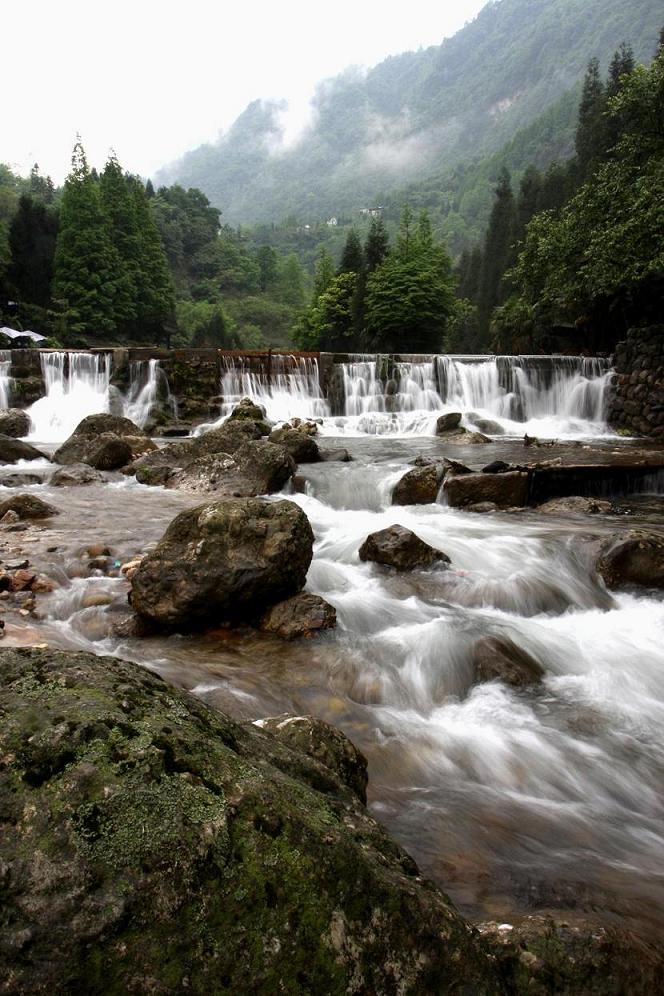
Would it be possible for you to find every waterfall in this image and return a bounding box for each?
[27,352,113,443]
[123,359,178,428]
[0,351,12,409]
[219,354,329,423]
[335,355,613,437]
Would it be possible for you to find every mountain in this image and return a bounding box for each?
[156,0,662,228]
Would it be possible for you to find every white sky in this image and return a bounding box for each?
[4,0,487,183]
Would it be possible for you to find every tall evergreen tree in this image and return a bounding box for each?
[256,244,278,291]
[575,58,606,180]
[364,216,389,272]
[338,229,364,275]
[52,142,121,337]
[516,165,543,238]
[131,177,175,341]
[100,155,141,333]
[7,195,58,308]
[456,246,483,304]
[477,168,517,335]
[312,247,335,300]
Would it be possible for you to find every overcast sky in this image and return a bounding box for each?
[4,0,487,183]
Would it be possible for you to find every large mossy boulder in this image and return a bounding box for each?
[0,408,31,438]
[0,493,58,520]
[0,647,500,995]
[53,414,156,468]
[130,498,314,629]
[268,426,320,464]
[128,420,295,497]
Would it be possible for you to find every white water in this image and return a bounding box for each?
[219,354,329,423]
[25,352,174,443]
[0,350,12,409]
[330,355,614,438]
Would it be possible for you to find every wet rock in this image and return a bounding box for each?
[471,417,504,435]
[467,502,499,513]
[0,510,19,526]
[0,408,31,437]
[155,422,192,437]
[359,525,451,571]
[479,915,664,995]
[120,557,144,580]
[436,412,462,433]
[444,470,530,509]
[0,493,58,520]
[53,414,156,467]
[392,464,444,505]
[256,714,368,803]
[31,575,58,593]
[0,472,44,487]
[471,635,545,687]
[482,460,512,474]
[269,426,320,463]
[443,457,473,476]
[260,592,337,640]
[596,530,664,589]
[50,463,104,486]
[0,647,498,994]
[453,430,492,444]
[10,569,36,592]
[130,498,314,629]
[319,447,352,462]
[227,396,269,424]
[536,496,613,515]
[0,435,47,464]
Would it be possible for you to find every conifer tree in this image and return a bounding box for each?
[131,177,175,341]
[52,142,121,337]
[312,247,335,300]
[338,229,364,275]
[100,155,140,333]
[364,216,389,272]
[575,58,606,180]
[8,195,58,308]
[477,168,517,335]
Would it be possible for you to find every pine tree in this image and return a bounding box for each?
[364,216,389,272]
[131,178,175,341]
[338,229,364,275]
[605,44,636,152]
[256,244,278,291]
[575,58,606,180]
[516,165,543,238]
[52,142,122,337]
[456,246,483,304]
[312,247,335,300]
[8,195,58,308]
[100,155,141,334]
[477,168,517,336]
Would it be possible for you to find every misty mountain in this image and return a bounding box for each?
[156,0,662,227]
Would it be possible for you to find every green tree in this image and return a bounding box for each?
[338,228,364,275]
[52,142,121,337]
[364,216,389,272]
[100,155,141,332]
[477,168,517,336]
[256,244,278,291]
[7,195,58,308]
[131,177,175,341]
[575,58,606,180]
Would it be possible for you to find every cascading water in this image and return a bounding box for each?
[27,352,113,443]
[217,354,329,423]
[0,350,13,409]
[123,359,178,428]
[333,354,613,438]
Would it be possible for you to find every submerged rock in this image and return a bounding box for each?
[50,463,104,486]
[130,498,314,629]
[596,530,664,589]
[471,635,545,688]
[536,496,613,515]
[0,434,47,464]
[392,464,444,505]
[53,414,156,468]
[359,524,451,571]
[0,408,31,437]
[319,447,352,462]
[444,470,530,509]
[256,714,368,803]
[0,493,58,520]
[0,647,499,994]
[260,592,336,639]
[470,416,504,435]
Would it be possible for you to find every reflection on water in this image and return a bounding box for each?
[4,437,664,938]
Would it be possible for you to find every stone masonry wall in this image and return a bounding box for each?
[609,326,664,438]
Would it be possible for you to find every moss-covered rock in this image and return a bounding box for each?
[0,647,500,994]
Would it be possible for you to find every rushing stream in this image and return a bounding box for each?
[2,425,664,938]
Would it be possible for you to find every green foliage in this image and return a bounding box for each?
[338,229,364,275]
[7,195,58,308]
[175,300,237,348]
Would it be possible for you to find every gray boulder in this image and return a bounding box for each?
[260,592,337,639]
[359,525,451,571]
[444,470,530,509]
[392,464,444,505]
[0,493,59,520]
[130,498,314,629]
[269,426,320,463]
[537,496,613,515]
[0,408,31,437]
[50,463,104,486]
[53,414,156,467]
[596,530,664,589]
[0,435,47,464]
[436,412,462,433]
[471,635,545,688]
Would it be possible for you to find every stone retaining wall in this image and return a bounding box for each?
[609,326,664,438]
